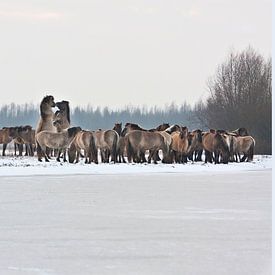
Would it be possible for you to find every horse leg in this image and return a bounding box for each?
[2,143,7,156]
[41,146,49,162]
[204,150,210,163]
[240,154,247,162]
[63,149,67,162]
[214,151,219,164]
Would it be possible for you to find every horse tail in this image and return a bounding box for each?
[90,134,98,164]
[111,132,118,163]
[125,135,133,163]
[248,137,255,161]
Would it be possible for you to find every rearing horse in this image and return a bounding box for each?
[35,95,56,161]
[53,100,71,132]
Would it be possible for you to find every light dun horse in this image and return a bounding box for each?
[125,130,170,164]
[202,131,230,164]
[35,95,56,160]
[36,127,82,162]
[68,130,98,164]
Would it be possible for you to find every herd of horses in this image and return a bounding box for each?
[0,95,256,165]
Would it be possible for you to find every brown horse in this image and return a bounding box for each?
[68,130,98,164]
[235,136,255,162]
[35,95,56,160]
[112,123,126,163]
[93,129,119,163]
[0,127,15,156]
[53,100,71,132]
[148,123,170,132]
[125,130,170,164]
[36,126,81,162]
[171,127,190,163]
[164,124,181,134]
[187,129,203,161]
[113,123,122,136]
[121,123,148,137]
[202,132,230,164]
[232,127,249,137]
[14,125,35,156]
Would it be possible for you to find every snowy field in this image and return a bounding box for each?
[0,155,272,275]
[0,154,272,176]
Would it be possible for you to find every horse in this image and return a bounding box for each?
[53,100,71,132]
[148,123,170,132]
[121,123,148,137]
[202,131,230,164]
[171,127,191,163]
[68,130,98,164]
[93,129,119,163]
[113,123,122,136]
[157,131,173,163]
[125,130,170,164]
[231,127,249,137]
[165,124,181,134]
[36,126,82,162]
[235,136,255,162]
[0,127,15,156]
[187,129,203,161]
[112,123,127,163]
[35,95,56,160]
[14,125,35,156]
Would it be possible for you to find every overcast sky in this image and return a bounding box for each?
[0,0,271,109]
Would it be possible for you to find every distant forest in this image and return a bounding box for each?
[0,47,271,154]
[0,102,201,131]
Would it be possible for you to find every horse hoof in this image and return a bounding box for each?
[38,159,42,162]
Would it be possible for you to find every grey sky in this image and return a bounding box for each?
[0,0,271,109]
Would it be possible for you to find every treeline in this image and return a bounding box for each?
[0,102,201,131]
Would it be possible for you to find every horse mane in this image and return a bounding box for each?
[63,101,70,124]
[165,124,180,134]
[68,127,81,138]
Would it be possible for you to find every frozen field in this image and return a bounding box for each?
[0,156,272,275]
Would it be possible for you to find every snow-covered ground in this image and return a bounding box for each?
[0,155,271,274]
[0,154,272,176]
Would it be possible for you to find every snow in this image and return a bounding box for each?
[0,155,271,274]
[0,154,272,177]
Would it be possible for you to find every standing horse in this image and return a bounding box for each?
[202,132,230,164]
[171,127,190,163]
[35,95,56,160]
[68,130,98,164]
[36,127,82,162]
[187,129,203,161]
[113,123,126,163]
[125,130,170,164]
[14,125,35,156]
[93,129,119,163]
[235,136,255,162]
[0,127,14,156]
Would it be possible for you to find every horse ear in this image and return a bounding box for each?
[210,129,216,134]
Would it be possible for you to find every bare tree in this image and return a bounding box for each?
[196,47,271,154]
